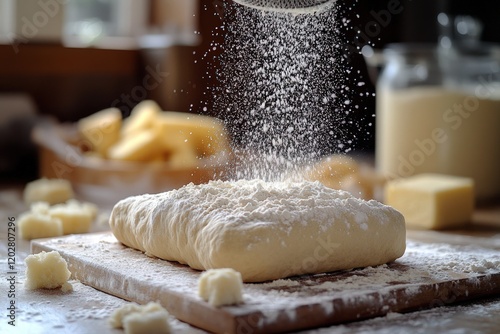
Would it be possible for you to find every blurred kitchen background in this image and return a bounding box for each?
[0,0,499,182]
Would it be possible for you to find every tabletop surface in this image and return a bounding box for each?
[1,185,499,334]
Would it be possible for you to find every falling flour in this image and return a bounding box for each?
[204,1,368,181]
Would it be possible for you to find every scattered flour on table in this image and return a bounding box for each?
[300,298,500,334]
[37,233,500,330]
[242,240,499,322]
[16,253,204,333]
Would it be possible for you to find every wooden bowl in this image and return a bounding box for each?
[32,120,230,207]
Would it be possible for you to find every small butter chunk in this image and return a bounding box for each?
[109,302,170,334]
[49,200,94,234]
[78,107,122,156]
[24,178,74,205]
[198,268,244,307]
[19,202,63,240]
[385,174,474,230]
[25,251,71,290]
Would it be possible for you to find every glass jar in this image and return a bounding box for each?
[373,43,500,200]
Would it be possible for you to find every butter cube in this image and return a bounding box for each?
[385,174,474,230]
[78,108,122,156]
[49,200,94,234]
[25,251,71,290]
[109,302,171,334]
[198,268,244,307]
[123,309,171,334]
[19,203,63,240]
[24,178,74,205]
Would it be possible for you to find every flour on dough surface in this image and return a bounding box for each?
[109,180,406,282]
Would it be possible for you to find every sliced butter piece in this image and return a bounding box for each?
[198,268,244,307]
[385,174,474,230]
[25,251,72,290]
[155,112,230,157]
[24,178,74,205]
[122,100,162,138]
[77,108,122,156]
[108,130,161,162]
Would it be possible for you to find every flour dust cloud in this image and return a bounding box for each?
[205,1,366,181]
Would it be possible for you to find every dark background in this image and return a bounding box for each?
[1,0,498,180]
[202,0,500,154]
[335,0,499,153]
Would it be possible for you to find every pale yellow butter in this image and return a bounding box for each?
[108,130,161,162]
[19,203,63,240]
[23,178,74,205]
[385,174,474,230]
[121,100,161,138]
[25,251,72,290]
[109,302,171,334]
[77,107,122,157]
[198,268,244,307]
[49,200,94,234]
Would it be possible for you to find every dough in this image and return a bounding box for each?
[198,268,244,306]
[109,180,406,282]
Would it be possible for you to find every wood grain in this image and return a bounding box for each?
[32,232,500,334]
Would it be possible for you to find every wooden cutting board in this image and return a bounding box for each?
[32,233,500,334]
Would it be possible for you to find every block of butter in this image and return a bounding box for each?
[385,174,474,230]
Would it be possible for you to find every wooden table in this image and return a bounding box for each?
[1,185,499,334]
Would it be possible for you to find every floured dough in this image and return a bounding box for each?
[109,180,406,282]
